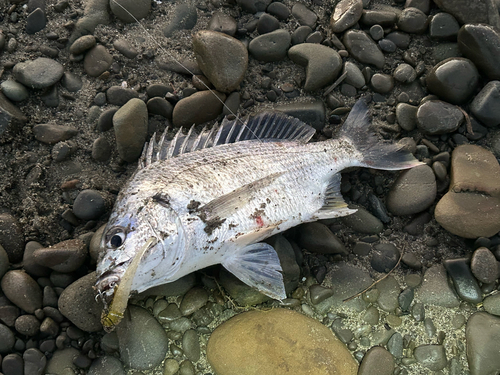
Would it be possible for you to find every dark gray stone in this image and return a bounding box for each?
[343,30,385,68]
[466,312,500,375]
[416,100,464,135]
[414,345,447,370]
[444,258,482,304]
[470,80,500,127]
[248,29,291,62]
[72,190,105,220]
[13,58,63,89]
[162,3,197,37]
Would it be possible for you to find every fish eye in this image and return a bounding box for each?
[106,227,127,249]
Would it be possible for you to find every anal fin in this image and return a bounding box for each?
[222,243,286,301]
[315,173,357,220]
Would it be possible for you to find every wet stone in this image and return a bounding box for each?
[416,264,460,307]
[458,23,500,80]
[414,345,447,371]
[371,243,400,273]
[248,29,291,62]
[69,35,96,55]
[429,12,459,40]
[113,39,138,59]
[1,80,29,102]
[288,44,342,91]
[0,213,25,263]
[106,86,139,106]
[207,12,237,36]
[1,271,42,314]
[172,91,226,128]
[416,100,463,135]
[113,98,148,162]
[72,190,105,220]
[397,7,428,34]
[471,247,499,284]
[297,222,347,255]
[343,30,385,69]
[180,287,209,316]
[358,346,394,375]
[330,0,364,33]
[13,58,63,89]
[426,57,479,104]
[83,45,112,77]
[291,3,317,28]
[444,258,482,304]
[470,80,500,127]
[193,30,248,93]
[370,73,394,94]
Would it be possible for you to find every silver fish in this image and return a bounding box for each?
[95,99,421,330]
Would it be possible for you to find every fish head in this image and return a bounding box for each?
[95,193,186,310]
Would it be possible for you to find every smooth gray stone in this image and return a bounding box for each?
[162,3,197,37]
[416,100,464,135]
[429,12,459,40]
[291,3,317,28]
[207,11,237,36]
[1,271,42,314]
[273,100,325,130]
[396,102,417,131]
[343,30,385,68]
[110,0,151,23]
[444,258,482,304]
[416,264,460,307]
[26,7,46,34]
[414,345,447,370]
[397,7,428,34]
[248,29,291,62]
[470,80,500,127]
[340,205,383,234]
[358,346,395,375]
[466,312,500,375]
[88,356,125,375]
[13,58,63,89]
[330,0,364,33]
[113,98,148,162]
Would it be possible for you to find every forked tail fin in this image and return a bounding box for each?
[340,99,423,170]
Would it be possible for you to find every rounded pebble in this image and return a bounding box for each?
[72,190,105,220]
[0,323,15,354]
[83,45,113,77]
[13,58,64,89]
[416,100,464,135]
[1,80,29,102]
[330,0,364,33]
[470,80,500,127]
[110,0,151,23]
[248,29,291,62]
[343,30,385,69]
[172,91,226,128]
[297,222,347,255]
[113,98,148,162]
[207,12,237,36]
[1,270,42,314]
[0,213,24,263]
[397,7,428,34]
[69,35,96,55]
[414,344,447,371]
[14,314,40,336]
[371,243,400,273]
[88,356,125,375]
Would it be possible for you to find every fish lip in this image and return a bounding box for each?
[95,262,128,302]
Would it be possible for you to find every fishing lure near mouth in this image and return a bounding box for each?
[95,99,422,327]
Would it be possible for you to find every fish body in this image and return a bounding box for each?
[96,99,421,328]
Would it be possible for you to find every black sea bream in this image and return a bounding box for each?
[95,99,421,330]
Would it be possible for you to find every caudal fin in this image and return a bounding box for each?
[340,99,423,171]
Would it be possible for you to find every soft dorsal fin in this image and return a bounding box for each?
[138,111,316,168]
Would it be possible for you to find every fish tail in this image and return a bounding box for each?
[340,99,422,170]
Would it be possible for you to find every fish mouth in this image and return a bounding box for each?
[95,263,128,303]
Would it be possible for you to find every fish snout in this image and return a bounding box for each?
[96,273,121,297]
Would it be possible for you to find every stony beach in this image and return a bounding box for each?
[1,0,500,374]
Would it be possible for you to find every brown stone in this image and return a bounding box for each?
[207,308,358,375]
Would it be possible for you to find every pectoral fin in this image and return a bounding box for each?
[222,243,286,301]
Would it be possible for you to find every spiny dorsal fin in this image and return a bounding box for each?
[138,111,316,168]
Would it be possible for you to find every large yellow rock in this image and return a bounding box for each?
[207,308,358,375]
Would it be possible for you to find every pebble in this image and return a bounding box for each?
[61,72,83,92]
[45,347,79,375]
[110,0,151,23]
[72,189,106,220]
[0,213,24,263]
[0,90,28,136]
[113,39,138,59]
[113,98,148,162]
[248,29,291,62]
[13,57,64,89]
[416,100,464,135]
[443,258,482,304]
[1,80,29,102]
[358,346,394,375]
[415,264,460,307]
[0,323,15,353]
[257,13,279,34]
[371,243,400,273]
[182,329,200,362]
[164,358,180,375]
[288,44,342,91]
[83,45,113,77]
[340,205,383,234]
[370,73,394,94]
[470,80,500,127]
[1,270,42,314]
[97,108,117,132]
[395,102,417,131]
[139,273,196,298]
[361,10,398,27]
[162,3,197,38]
[15,314,40,336]
[434,0,492,25]
[26,8,46,34]
[297,222,347,255]
[309,285,334,305]
[207,308,357,375]
[397,7,428,34]
[386,165,436,216]
[273,100,325,130]
[88,356,125,375]
[291,3,317,28]
[483,293,500,316]
[69,35,96,55]
[426,57,479,104]
[193,30,248,93]
[414,344,447,370]
[92,137,112,161]
[2,353,24,375]
[267,2,290,21]
[343,30,385,69]
[429,12,459,40]
[393,63,417,83]
[471,247,499,284]
[458,23,500,80]
[386,31,411,49]
[343,61,365,89]
[378,38,396,53]
[330,0,364,33]
[369,25,384,41]
[435,145,500,238]
[466,312,500,374]
[33,239,87,272]
[58,272,102,332]
[116,305,168,370]
[179,287,209,316]
[207,12,237,36]
[33,123,78,145]
[291,25,312,45]
[106,86,139,106]
[172,90,225,128]
[376,276,400,312]
[24,348,47,375]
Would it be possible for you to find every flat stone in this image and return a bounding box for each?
[172,90,226,128]
[113,38,138,59]
[113,98,148,162]
[83,45,112,77]
[470,80,500,127]
[433,0,498,25]
[193,30,247,93]
[288,44,342,91]
[483,294,500,316]
[458,24,500,80]
[1,270,42,313]
[69,35,96,55]
[343,61,365,88]
[397,7,428,34]
[26,8,46,34]
[371,243,400,273]
[330,0,364,33]
[1,80,29,102]
[58,272,102,332]
[0,92,28,137]
[471,247,499,284]
[443,258,482,304]
[426,57,479,104]
[466,312,500,375]
[273,100,325,130]
[370,73,394,94]
[13,57,64,89]
[435,145,500,238]
[110,0,151,23]
[386,165,436,216]
[429,12,459,40]
[297,222,347,255]
[45,348,79,375]
[162,3,197,37]
[207,309,358,375]
[207,11,237,36]
[416,100,464,135]
[396,102,417,131]
[248,29,291,62]
[291,3,317,28]
[415,264,460,307]
[340,205,383,234]
[361,9,398,27]
[414,345,447,371]
[33,239,87,273]
[358,346,394,375]
[343,30,385,69]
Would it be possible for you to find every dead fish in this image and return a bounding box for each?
[96,99,421,330]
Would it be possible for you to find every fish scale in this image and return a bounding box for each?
[96,100,422,331]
